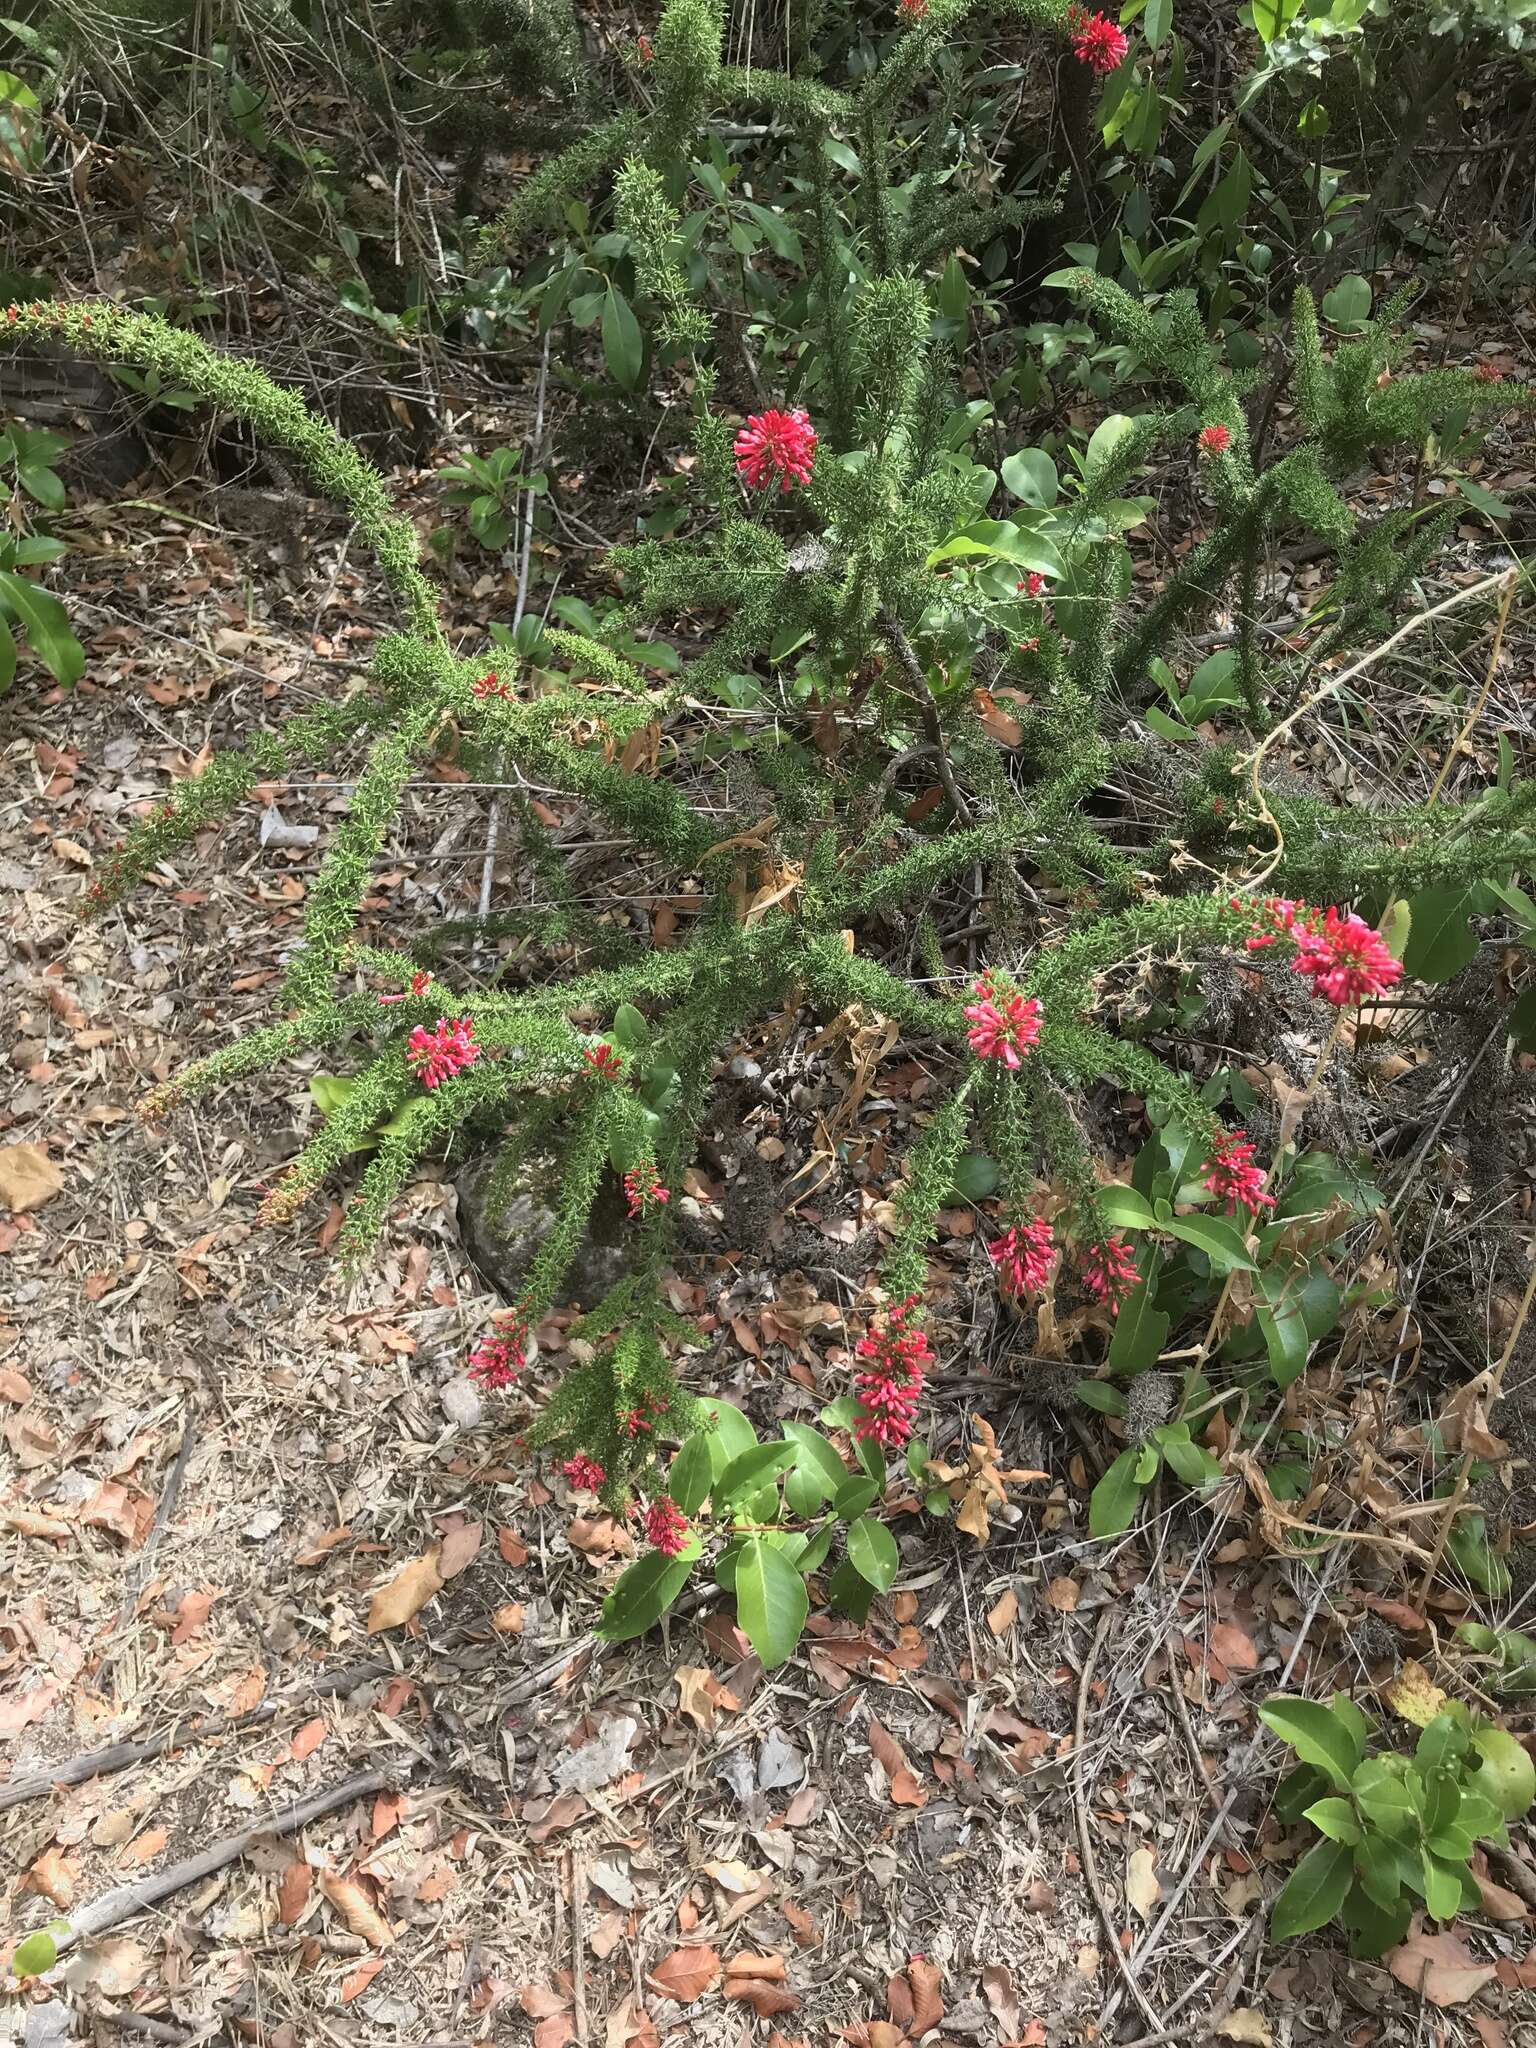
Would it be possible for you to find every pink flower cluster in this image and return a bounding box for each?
[988,1216,1056,1297]
[1203,1130,1274,1218]
[468,1317,526,1389]
[472,671,513,699]
[1068,6,1129,71]
[1198,423,1231,456]
[644,1494,691,1557]
[734,407,817,493]
[853,1295,932,1452]
[583,1043,624,1080]
[898,0,928,17]
[964,974,1043,1068]
[408,1016,479,1088]
[1245,899,1402,1007]
[1080,1234,1139,1314]
[563,1454,606,1492]
[623,1162,670,1217]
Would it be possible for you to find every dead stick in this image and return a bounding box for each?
[569,1847,590,2047]
[61,1770,390,1949]
[0,1658,390,1814]
[878,607,975,830]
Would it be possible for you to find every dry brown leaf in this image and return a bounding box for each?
[290,1718,327,1762]
[981,1962,1020,2040]
[367,1550,443,1633]
[28,1845,78,1908]
[986,1589,1018,1636]
[0,1143,64,1213]
[520,1983,572,2019]
[1470,2015,1509,2048]
[5,1510,70,1543]
[782,1899,819,1947]
[437,1518,482,1580]
[647,1945,721,2003]
[675,1665,717,1732]
[1387,1930,1496,2007]
[725,1980,799,2017]
[371,1790,405,1839]
[492,1601,525,1634]
[277,1860,312,1925]
[868,1717,927,1809]
[725,1952,788,1982]
[534,2016,576,2048]
[169,1587,216,1644]
[1208,1623,1258,1673]
[122,1826,167,1867]
[703,1859,761,1894]
[0,1368,33,1402]
[1215,2014,1272,2045]
[319,1869,393,1947]
[1125,1845,1160,1922]
[845,2025,905,2048]
[340,1957,387,2004]
[1045,1576,1079,1612]
[1472,1866,1529,1921]
[497,1526,529,1566]
[907,1956,943,2033]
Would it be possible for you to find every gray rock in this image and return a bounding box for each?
[453,1149,630,1308]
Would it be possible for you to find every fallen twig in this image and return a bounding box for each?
[60,1770,390,1950]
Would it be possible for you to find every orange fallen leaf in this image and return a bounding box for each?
[725,1980,799,2017]
[724,1952,788,1982]
[122,1827,168,1867]
[1045,1576,1080,1612]
[367,1550,443,1633]
[169,1587,217,1645]
[987,1589,1019,1635]
[907,1957,943,2033]
[277,1860,312,1925]
[1208,1622,1258,1674]
[28,1844,78,1908]
[867,1717,926,1808]
[290,1717,328,1762]
[646,1945,721,2004]
[341,1956,388,2003]
[371,1790,405,1839]
[0,1143,64,1213]
[319,1870,393,1947]
[492,1602,525,1634]
[497,1527,529,1566]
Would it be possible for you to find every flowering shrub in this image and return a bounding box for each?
[9,0,1533,1581]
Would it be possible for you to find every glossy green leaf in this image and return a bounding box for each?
[704,1399,758,1478]
[12,1928,59,1978]
[1097,1184,1157,1229]
[1164,1213,1257,1271]
[1271,1836,1352,1939]
[715,1441,797,1508]
[669,1433,713,1516]
[0,570,84,686]
[1089,1449,1147,1538]
[1000,448,1058,506]
[1303,1796,1362,1844]
[736,1535,809,1669]
[601,285,644,390]
[1401,887,1479,984]
[598,1549,694,1641]
[846,1514,899,1592]
[1259,1696,1362,1790]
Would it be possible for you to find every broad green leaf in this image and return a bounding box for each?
[1097,1184,1156,1229]
[12,1928,58,1978]
[1164,1213,1257,1271]
[0,570,84,686]
[846,1514,899,1592]
[1089,1448,1146,1538]
[1271,1836,1352,1939]
[736,1535,808,1669]
[949,1152,1000,1201]
[1076,1378,1128,1416]
[1275,1762,1331,1822]
[926,519,1065,579]
[1000,448,1058,506]
[1320,273,1371,329]
[611,1002,651,1049]
[1351,1758,1418,1837]
[17,460,65,511]
[826,1555,875,1622]
[1083,413,1137,480]
[1106,1272,1169,1378]
[1421,1851,1462,1921]
[1401,886,1479,984]
[1259,1696,1362,1790]
[1161,1435,1221,1490]
[598,1549,693,1642]
[0,612,15,692]
[704,1399,758,1479]
[601,285,644,390]
[1257,1302,1309,1389]
[715,1441,797,1508]
[1144,0,1171,49]
[669,1433,713,1516]
[784,1421,850,1491]
[1342,1881,1410,1959]
[309,1074,356,1115]
[833,1475,880,1521]
[1302,1796,1362,1844]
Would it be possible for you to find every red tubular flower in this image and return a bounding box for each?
[1202,1131,1275,1219]
[468,1319,526,1388]
[623,1162,670,1217]
[1243,897,1307,952]
[964,974,1043,1069]
[636,31,654,60]
[379,969,431,1006]
[733,407,817,492]
[563,1454,606,1491]
[644,1494,691,1557]
[1068,7,1129,72]
[618,1405,652,1438]
[408,1015,480,1089]
[1473,361,1501,383]
[583,1043,624,1080]
[1290,909,1403,1007]
[1198,423,1232,456]
[989,1216,1057,1297]
[472,671,513,699]
[853,1296,931,1451]
[1080,1234,1139,1314]
[898,0,928,18]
